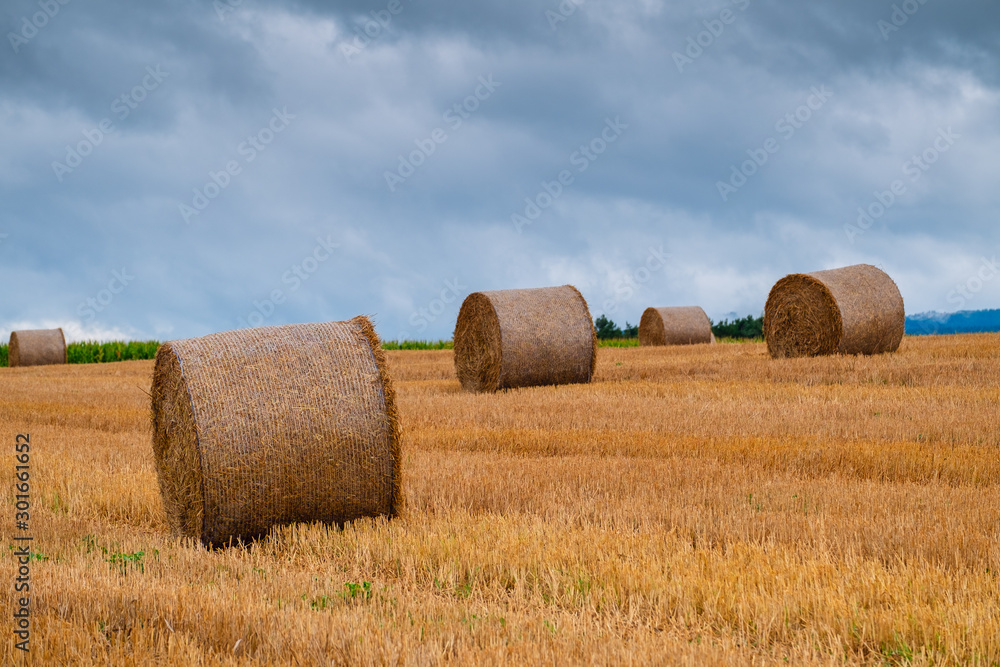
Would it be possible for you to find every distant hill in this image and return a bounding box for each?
[906,309,1000,335]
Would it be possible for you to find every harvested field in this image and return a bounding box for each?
[1,333,998,665]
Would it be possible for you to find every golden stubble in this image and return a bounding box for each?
[1,334,998,665]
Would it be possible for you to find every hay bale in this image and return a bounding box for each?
[764,264,904,358]
[639,306,713,346]
[150,317,401,548]
[8,328,67,367]
[453,285,596,392]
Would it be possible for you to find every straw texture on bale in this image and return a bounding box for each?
[639,306,713,346]
[764,264,905,358]
[453,285,596,393]
[9,328,67,367]
[150,317,401,548]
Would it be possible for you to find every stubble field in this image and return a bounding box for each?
[1,334,998,665]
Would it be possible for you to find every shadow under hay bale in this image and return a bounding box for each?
[453,285,596,393]
[9,328,67,367]
[639,306,713,346]
[150,317,401,548]
[764,263,905,359]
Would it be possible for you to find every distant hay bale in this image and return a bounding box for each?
[150,317,401,548]
[453,285,596,392]
[764,264,905,358]
[639,307,713,346]
[8,328,67,367]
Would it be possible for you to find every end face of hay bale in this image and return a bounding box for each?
[453,292,503,392]
[764,264,904,358]
[8,328,67,367]
[453,285,596,392]
[150,342,205,540]
[763,274,842,358]
[639,307,712,346]
[150,317,401,548]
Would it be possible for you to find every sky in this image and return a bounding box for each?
[1,0,998,342]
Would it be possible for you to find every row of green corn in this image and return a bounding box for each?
[0,340,161,367]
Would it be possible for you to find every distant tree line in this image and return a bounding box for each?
[595,315,638,340]
[382,340,453,350]
[710,314,763,339]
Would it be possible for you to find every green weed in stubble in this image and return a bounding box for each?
[83,535,153,576]
[342,581,373,601]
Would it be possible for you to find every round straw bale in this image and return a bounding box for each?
[639,306,713,346]
[764,264,904,358]
[8,328,67,367]
[453,285,596,393]
[150,317,401,548]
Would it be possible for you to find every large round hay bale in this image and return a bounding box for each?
[453,285,596,393]
[764,264,905,358]
[150,317,401,548]
[639,306,713,346]
[9,328,67,367]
